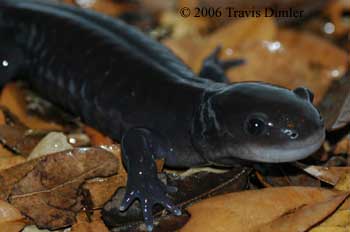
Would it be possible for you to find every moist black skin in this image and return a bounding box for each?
[0,1,325,231]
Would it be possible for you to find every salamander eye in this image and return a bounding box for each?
[244,117,266,136]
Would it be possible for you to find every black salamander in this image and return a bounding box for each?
[0,0,325,230]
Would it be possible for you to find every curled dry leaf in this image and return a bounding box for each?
[0,147,119,230]
[0,83,63,131]
[181,187,349,232]
[304,166,350,185]
[0,199,28,231]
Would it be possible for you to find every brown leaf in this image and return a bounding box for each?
[255,164,321,187]
[333,134,350,154]
[0,83,63,131]
[0,148,119,229]
[0,125,46,156]
[318,71,350,131]
[64,0,136,17]
[0,200,28,232]
[164,17,276,72]
[254,192,349,232]
[71,211,109,232]
[304,166,350,185]
[181,187,348,232]
[0,155,26,171]
[84,175,125,209]
[226,29,347,104]
[84,126,114,146]
[83,144,126,209]
[311,192,350,231]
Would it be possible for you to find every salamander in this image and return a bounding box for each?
[0,0,325,230]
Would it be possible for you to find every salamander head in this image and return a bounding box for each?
[193,82,325,164]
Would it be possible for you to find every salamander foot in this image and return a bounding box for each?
[199,45,245,83]
[119,128,181,231]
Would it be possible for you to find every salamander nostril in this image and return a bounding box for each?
[290,132,298,139]
[281,128,299,139]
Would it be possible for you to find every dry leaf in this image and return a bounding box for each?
[311,171,350,231]
[194,17,277,72]
[181,187,348,232]
[22,225,50,232]
[164,17,277,73]
[84,175,125,209]
[28,132,73,160]
[0,200,28,232]
[71,211,109,232]
[84,144,126,208]
[227,29,347,104]
[64,0,136,16]
[0,125,44,156]
[0,148,119,229]
[0,83,62,130]
[318,71,350,130]
[333,135,350,154]
[311,196,350,232]
[335,174,350,191]
[0,155,26,171]
[304,166,350,185]
[254,193,349,232]
[84,126,114,146]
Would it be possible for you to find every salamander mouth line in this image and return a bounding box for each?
[248,129,326,163]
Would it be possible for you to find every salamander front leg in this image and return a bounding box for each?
[119,128,181,231]
[199,45,245,83]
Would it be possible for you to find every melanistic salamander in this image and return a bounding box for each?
[0,0,325,230]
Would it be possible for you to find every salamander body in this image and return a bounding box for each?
[0,0,325,230]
